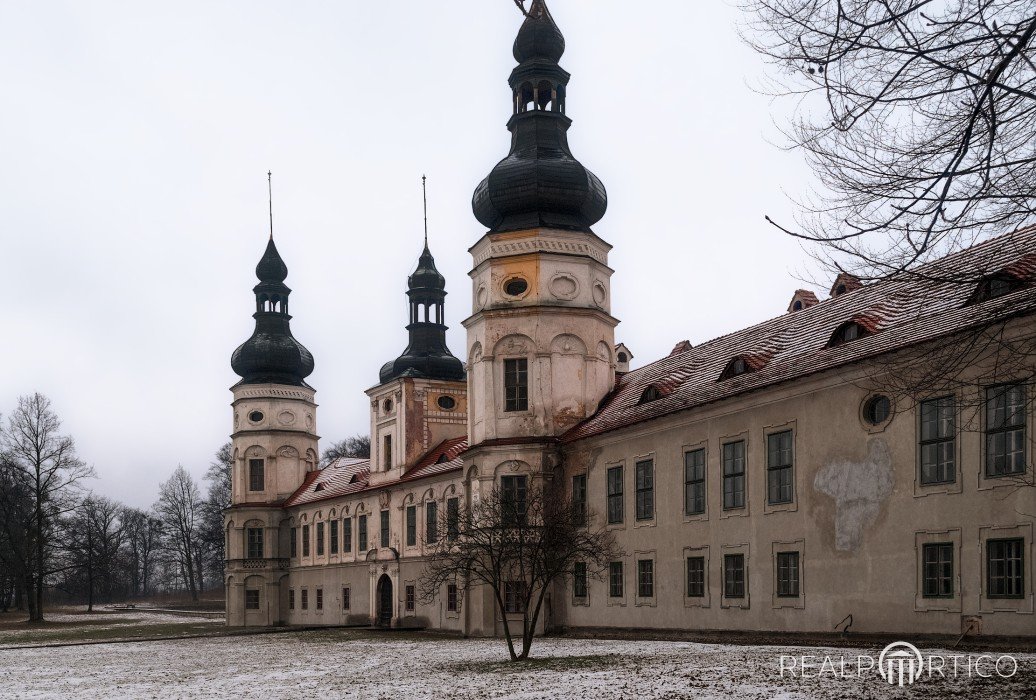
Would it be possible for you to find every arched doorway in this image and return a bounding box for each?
[376,574,393,627]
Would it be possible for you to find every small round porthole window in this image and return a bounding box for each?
[248,410,265,423]
[863,395,892,425]
[504,277,529,297]
[437,396,456,411]
[383,399,393,413]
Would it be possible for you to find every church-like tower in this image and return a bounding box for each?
[367,239,467,486]
[465,0,617,450]
[226,236,318,626]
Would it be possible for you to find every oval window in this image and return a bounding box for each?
[437,396,457,411]
[863,395,891,425]
[504,278,529,297]
[248,410,265,423]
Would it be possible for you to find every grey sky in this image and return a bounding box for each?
[1,1,816,508]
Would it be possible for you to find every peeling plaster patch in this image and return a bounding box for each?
[814,438,894,551]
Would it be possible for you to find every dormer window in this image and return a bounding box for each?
[968,273,1023,305]
[315,483,325,492]
[719,356,753,381]
[829,321,870,347]
[639,385,663,404]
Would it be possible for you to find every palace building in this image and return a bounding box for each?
[224,0,1035,637]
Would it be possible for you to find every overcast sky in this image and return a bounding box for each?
[1,0,819,508]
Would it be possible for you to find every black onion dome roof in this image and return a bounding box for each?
[231,239,314,388]
[408,245,446,291]
[255,238,288,283]
[513,0,565,63]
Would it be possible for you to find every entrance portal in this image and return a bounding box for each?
[376,574,393,627]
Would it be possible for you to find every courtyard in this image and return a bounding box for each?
[1,611,1034,699]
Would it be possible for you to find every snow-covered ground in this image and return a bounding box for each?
[0,608,222,648]
[1,631,1034,699]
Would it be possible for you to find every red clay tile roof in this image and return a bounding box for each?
[564,226,1036,443]
[282,438,468,508]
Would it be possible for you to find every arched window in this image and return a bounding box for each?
[639,385,663,404]
[829,321,869,347]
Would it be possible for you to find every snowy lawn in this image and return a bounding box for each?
[0,608,223,648]
[1,630,1034,699]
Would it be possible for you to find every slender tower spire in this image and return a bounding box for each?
[422,174,429,249]
[267,170,274,240]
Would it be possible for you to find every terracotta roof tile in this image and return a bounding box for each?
[565,226,1036,443]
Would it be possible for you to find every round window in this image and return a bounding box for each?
[437,396,457,411]
[863,395,891,425]
[383,399,393,413]
[248,410,265,423]
[504,278,529,297]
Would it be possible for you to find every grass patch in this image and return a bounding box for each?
[448,653,623,675]
[0,621,224,647]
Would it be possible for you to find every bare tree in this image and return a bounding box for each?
[199,443,232,586]
[154,466,204,601]
[741,0,1036,279]
[320,435,371,466]
[0,456,31,613]
[0,394,94,621]
[122,507,162,597]
[420,482,619,661]
[61,495,125,611]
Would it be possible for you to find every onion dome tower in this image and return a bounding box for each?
[472,0,607,233]
[379,242,465,383]
[231,238,315,387]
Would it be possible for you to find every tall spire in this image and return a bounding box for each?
[378,190,464,384]
[267,170,274,241]
[472,0,607,234]
[231,192,314,388]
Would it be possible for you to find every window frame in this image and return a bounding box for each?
[683,448,706,516]
[329,518,339,554]
[986,537,1026,599]
[573,561,588,599]
[637,559,655,599]
[406,505,417,547]
[426,501,439,544]
[290,527,297,558]
[500,474,528,526]
[342,517,352,553]
[301,524,310,558]
[572,474,587,526]
[342,586,351,611]
[919,395,957,485]
[503,581,526,614]
[722,441,746,511]
[766,431,794,505]
[316,588,323,611]
[447,583,458,612]
[503,357,529,412]
[921,542,954,599]
[723,553,746,599]
[245,589,260,610]
[316,521,325,556]
[246,527,264,559]
[248,458,265,492]
[446,498,460,541]
[634,459,654,521]
[405,584,416,612]
[380,510,390,548]
[984,383,1027,478]
[608,561,624,598]
[776,551,800,598]
[606,465,624,525]
[358,514,368,552]
[686,556,706,598]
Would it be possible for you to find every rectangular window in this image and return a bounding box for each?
[986,384,1026,477]
[686,556,705,598]
[920,396,956,484]
[501,475,528,525]
[987,538,1025,598]
[301,589,309,610]
[316,522,325,556]
[405,584,416,612]
[290,527,297,558]
[329,519,339,554]
[635,460,654,521]
[246,527,263,559]
[766,431,794,505]
[573,561,588,598]
[302,524,310,557]
[384,434,393,469]
[248,459,265,492]
[608,561,624,598]
[504,581,526,614]
[776,551,800,598]
[504,358,529,412]
[637,559,654,598]
[447,498,460,541]
[406,505,417,547]
[342,586,351,611]
[426,501,439,544]
[684,449,706,516]
[922,543,954,598]
[722,441,746,510]
[447,583,458,612]
[358,515,368,552]
[342,518,352,553]
[572,474,587,525]
[316,588,323,611]
[380,510,390,548]
[245,589,260,610]
[606,466,624,524]
[289,589,295,610]
[723,553,745,598]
